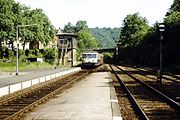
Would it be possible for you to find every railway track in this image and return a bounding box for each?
[135,67,180,83]
[110,64,180,120]
[0,70,88,120]
[126,66,180,103]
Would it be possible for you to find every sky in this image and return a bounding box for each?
[15,0,174,28]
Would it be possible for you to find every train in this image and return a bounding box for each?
[81,51,103,69]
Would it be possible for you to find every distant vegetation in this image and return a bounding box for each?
[0,0,55,54]
[90,27,121,48]
[62,22,120,62]
[118,0,180,71]
[62,21,99,60]
[0,0,57,71]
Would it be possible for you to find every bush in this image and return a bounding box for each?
[37,53,43,58]
[28,53,36,58]
[103,52,113,64]
[33,49,39,56]
[39,49,45,54]
[0,51,2,58]
[29,50,33,56]
[4,48,10,58]
[25,49,29,56]
[19,49,25,57]
[19,55,27,62]
[43,49,55,64]
[9,50,14,57]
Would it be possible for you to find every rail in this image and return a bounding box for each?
[109,64,149,120]
[115,65,180,111]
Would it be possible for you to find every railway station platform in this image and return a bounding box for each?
[0,67,81,97]
[0,67,72,87]
[23,72,122,120]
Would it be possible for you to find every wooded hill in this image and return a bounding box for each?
[90,27,121,48]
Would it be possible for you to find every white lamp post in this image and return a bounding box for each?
[16,24,37,75]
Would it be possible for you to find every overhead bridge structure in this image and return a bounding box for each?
[92,48,115,53]
[92,47,120,64]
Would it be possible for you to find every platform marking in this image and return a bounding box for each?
[111,99,118,103]
[113,116,123,120]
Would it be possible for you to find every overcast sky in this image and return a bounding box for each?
[15,0,174,28]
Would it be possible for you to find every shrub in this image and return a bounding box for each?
[29,50,33,56]
[43,49,55,64]
[4,48,10,58]
[9,50,14,57]
[19,49,25,57]
[33,49,39,56]
[19,55,27,62]
[25,49,29,56]
[39,49,45,54]
[37,53,43,58]
[28,53,36,58]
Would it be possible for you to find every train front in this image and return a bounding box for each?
[81,52,98,68]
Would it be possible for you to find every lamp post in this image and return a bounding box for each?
[16,24,37,75]
[116,41,121,64]
[158,23,165,83]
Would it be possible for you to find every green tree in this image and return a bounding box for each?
[63,22,75,33]
[63,20,89,33]
[19,8,55,48]
[119,13,149,47]
[63,20,99,59]
[77,30,98,50]
[167,0,180,15]
[0,0,55,52]
[0,0,16,57]
[165,11,180,25]
[75,20,88,33]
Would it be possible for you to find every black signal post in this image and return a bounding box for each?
[158,23,165,84]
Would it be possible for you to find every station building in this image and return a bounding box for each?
[56,32,77,67]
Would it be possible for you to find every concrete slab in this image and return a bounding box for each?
[23,72,121,120]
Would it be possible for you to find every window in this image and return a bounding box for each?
[82,54,96,58]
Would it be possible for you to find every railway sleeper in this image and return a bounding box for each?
[0,109,19,112]
[148,115,180,119]
[145,111,178,115]
[0,115,11,119]
[0,112,15,116]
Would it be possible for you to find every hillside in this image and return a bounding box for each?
[90,27,121,48]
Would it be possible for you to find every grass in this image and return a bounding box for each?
[0,61,57,72]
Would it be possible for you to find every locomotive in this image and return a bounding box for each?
[81,51,103,69]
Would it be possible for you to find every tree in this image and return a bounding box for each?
[63,20,89,33]
[63,22,75,33]
[63,20,99,59]
[0,0,55,52]
[77,30,98,50]
[17,8,55,49]
[167,0,180,15]
[119,13,149,47]
[75,20,88,33]
[0,0,16,58]
[165,11,180,26]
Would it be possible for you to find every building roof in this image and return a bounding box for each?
[56,32,77,37]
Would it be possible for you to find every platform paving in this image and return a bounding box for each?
[23,72,122,120]
[0,67,72,88]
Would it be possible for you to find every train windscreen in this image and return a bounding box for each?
[82,54,96,58]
